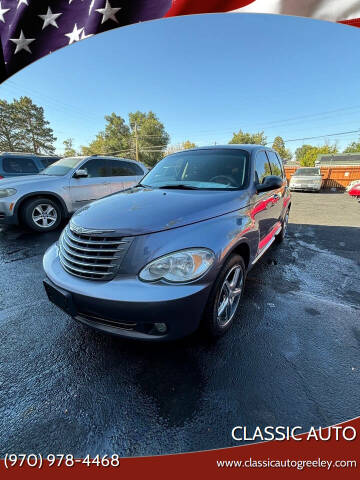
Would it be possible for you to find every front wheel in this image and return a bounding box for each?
[22,197,62,232]
[201,254,246,338]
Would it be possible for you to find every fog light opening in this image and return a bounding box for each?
[154,323,167,334]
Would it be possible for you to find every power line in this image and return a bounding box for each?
[266,128,360,146]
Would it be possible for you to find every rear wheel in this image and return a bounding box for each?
[22,197,62,232]
[202,254,246,338]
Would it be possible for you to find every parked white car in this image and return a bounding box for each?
[289,167,322,192]
[0,155,148,231]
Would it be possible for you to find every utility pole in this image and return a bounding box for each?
[134,122,139,162]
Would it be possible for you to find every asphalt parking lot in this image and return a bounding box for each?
[0,192,359,456]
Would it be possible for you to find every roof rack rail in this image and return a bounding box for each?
[0,151,59,157]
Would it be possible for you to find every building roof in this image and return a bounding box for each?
[316,153,360,165]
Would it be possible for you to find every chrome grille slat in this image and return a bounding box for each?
[59,246,117,269]
[62,264,107,280]
[59,225,133,281]
[64,235,122,253]
[66,229,128,246]
[60,256,114,276]
[61,241,119,261]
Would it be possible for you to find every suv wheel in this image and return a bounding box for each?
[22,197,62,232]
[202,254,246,338]
[275,209,289,244]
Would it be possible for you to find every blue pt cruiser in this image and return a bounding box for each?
[43,145,291,341]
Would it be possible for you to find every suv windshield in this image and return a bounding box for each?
[40,157,82,176]
[142,149,249,190]
[294,168,320,176]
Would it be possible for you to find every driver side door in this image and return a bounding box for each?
[252,150,277,243]
[69,158,112,211]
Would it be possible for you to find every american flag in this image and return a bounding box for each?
[0,0,359,83]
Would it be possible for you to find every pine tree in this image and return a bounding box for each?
[272,136,292,162]
[14,97,56,154]
[0,100,27,151]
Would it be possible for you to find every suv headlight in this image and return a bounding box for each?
[0,188,17,198]
[139,248,215,283]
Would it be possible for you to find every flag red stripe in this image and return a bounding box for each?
[165,0,360,28]
[165,0,255,16]
[339,18,360,26]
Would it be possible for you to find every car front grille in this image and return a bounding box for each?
[76,312,137,330]
[59,225,133,280]
[291,178,320,185]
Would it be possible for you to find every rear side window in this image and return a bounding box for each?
[129,162,145,175]
[2,157,38,174]
[266,151,283,177]
[255,151,272,184]
[108,160,144,176]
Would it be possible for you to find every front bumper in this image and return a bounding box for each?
[43,243,212,341]
[0,201,18,225]
[289,184,321,191]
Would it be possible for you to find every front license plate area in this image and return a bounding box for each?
[43,280,76,316]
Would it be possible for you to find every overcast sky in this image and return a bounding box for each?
[1,13,360,156]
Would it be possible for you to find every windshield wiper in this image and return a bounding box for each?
[157,184,201,190]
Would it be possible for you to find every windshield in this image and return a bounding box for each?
[294,168,320,176]
[40,157,82,176]
[141,149,249,190]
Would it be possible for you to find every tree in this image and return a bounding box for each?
[343,138,360,153]
[81,133,106,155]
[63,138,77,157]
[272,136,292,162]
[128,111,170,167]
[0,97,56,153]
[14,96,56,153]
[165,140,197,155]
[295,144,313,164]
[81,111,169,167]
[229,129,267,145]
[300,144,338,167]
[81,113,131,156]
[0,100,27,151]
[182,140,196,150]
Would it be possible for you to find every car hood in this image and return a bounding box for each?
[0,175,61,188]
[72,186,249,235]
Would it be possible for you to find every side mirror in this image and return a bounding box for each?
[256,175,283,193]
[74,168,88,178]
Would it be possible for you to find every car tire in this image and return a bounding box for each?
[22,197,62,232]
[275,209,289,244]
[201,254,246,338]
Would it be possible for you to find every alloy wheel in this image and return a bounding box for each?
[32,204,58,229]
[216,264,244,328]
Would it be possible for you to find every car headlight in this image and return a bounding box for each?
[139,248,215,283]
[0,188,17,198]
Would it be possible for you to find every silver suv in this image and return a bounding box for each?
[0,155,147,231]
